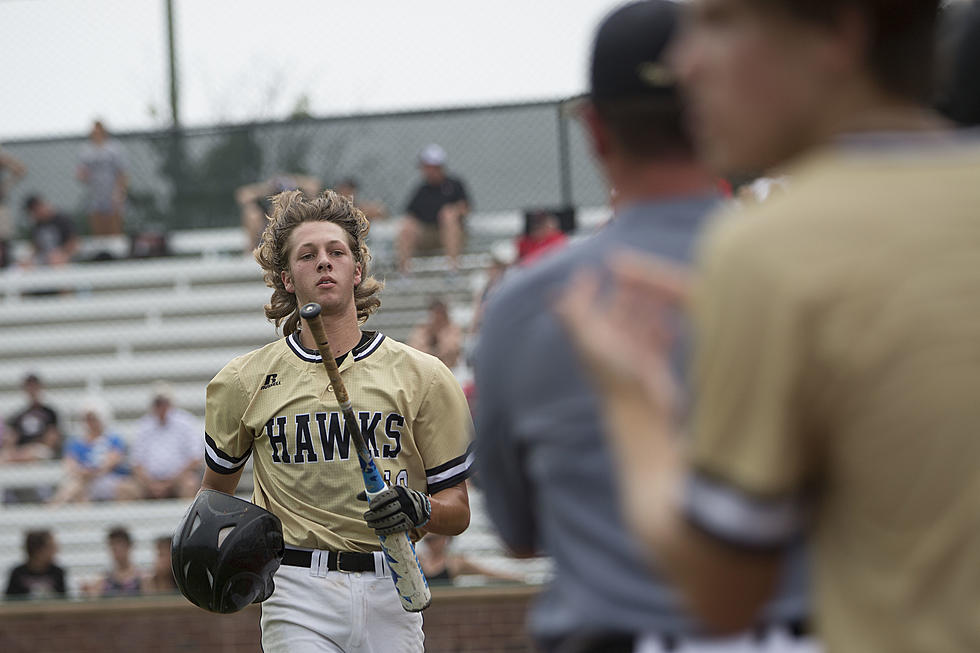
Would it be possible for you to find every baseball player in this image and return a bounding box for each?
[555,1,980,652]
[199,189,473,652]
[475,3,814,653]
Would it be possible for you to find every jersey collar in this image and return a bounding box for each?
[286,330,385,367]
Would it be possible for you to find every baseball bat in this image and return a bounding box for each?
[299,302,431,612]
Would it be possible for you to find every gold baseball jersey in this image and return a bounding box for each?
[205,330,474,552]
[682,137,980,653]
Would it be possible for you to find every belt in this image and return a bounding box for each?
[281,548,378,573]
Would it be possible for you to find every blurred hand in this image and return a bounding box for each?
[553,251,690,414]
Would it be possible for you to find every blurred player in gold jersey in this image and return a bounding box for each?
[200,190,473,653]
[556,1,980,652]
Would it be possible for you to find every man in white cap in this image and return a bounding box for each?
[396,143,470,274]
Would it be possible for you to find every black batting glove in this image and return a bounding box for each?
[357,486,432,536]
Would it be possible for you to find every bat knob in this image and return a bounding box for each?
[300,303,322,320]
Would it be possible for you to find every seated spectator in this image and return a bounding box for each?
[131,382,202,500]
[142,536,178,595]
[419,533,524,587]
[396,144,470,274]
[516,211,568,266]
[2,373,62,463]
[0,144,27,269]
[236,173,321,251]
[408,298,464,370]
[336,177,388,221]
[4,529,67,600]
[82,526,142,597]
[49,399,139,505]
[22,195,78,268]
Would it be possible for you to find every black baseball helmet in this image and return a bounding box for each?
[171,490,285,614]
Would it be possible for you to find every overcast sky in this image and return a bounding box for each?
[1,0,625,141]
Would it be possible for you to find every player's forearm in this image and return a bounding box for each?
[423,485,470,536]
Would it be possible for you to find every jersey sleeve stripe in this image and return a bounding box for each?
[204,434,252,474]
[682,470,806,550]
[425,448,475,493]
[424,443,475,478]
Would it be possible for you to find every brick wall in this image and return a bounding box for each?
[0,585,540,653]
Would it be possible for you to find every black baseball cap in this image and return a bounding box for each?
[589,0,680,102]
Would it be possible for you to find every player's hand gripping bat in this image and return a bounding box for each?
[300,302,432,612]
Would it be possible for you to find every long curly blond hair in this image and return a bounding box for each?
[253,189,383,335]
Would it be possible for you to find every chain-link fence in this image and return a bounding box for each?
[2,100,605,235]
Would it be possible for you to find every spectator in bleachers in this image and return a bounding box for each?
[409,298,464,370]
[0,144,27,269]
[336,177,388,221]
[130,382,202,500]
[236,172,321,252]
[515,210,568,267]
[49,399,139,505]
[22,195,79,268]
[83,526,142,597]
[2,373,62,463]
[142,535,178,594]
[4,529,66,600]
[76,120,127,236]
[396,144,470,275]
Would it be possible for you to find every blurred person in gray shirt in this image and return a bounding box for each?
[474,3,814,652]
[76,120,127,236]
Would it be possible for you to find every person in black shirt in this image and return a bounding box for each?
[2,373,62,462]
[5,529,67,599]
[396,144,470,274]
[23,194,78,268]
